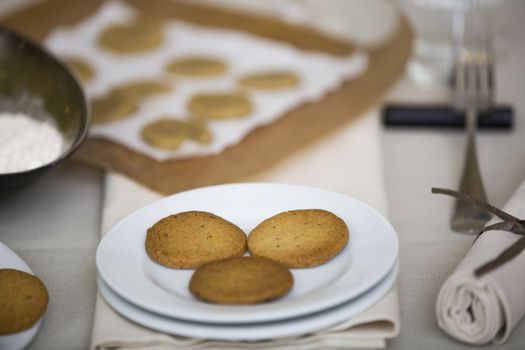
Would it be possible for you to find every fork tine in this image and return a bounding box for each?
[480,54,490,109]
[486,52,495,106]
[480,50,495,109]
[467,52,476,103]
[453,49,467,110]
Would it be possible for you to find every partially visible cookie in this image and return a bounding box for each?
[145,211,247,269]
[0,268,49,335]
[239,71,299,90]
[141,118,212,150]
[247,209,349,268]
[64,56,95,82]
[187,93,252,120]
[166,57,227,77]
[189,256,293,304]
[99,17,164,54]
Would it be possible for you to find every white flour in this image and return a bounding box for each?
[0,112,64,174]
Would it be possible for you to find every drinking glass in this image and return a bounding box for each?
[397,0,505,88]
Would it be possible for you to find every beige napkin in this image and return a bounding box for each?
[90,111,400,349]
[436,177,525,345]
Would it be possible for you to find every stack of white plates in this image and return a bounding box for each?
[96,183,399,341]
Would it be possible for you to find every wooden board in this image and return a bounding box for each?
[2,0,412,195]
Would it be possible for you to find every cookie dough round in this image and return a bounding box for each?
[92,81,170,125]
[247,209,349,268]
[99,17,164,54]
[188,93,252,120]
[91,91,138,125]
[145,211,247,269]
[239,71,299,90]
[64,57,95,82]
[141,118,212,150]
[0,268,49,335]
[189,256,293,304]
[166,57,227,77]
[113,81,171,98]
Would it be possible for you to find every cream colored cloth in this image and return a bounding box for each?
[436,178,525,345]
[90,111,400,349]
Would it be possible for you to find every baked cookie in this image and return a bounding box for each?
[189,256,293,304]
[91,81,171,125]
[145,211,246,269]
[187,93,252,120]
[64,56,95,82]
[239,71,299,90]
[141,118,212,150]
[166,57,227,77]
[99,17,164,54]
[0,268,49,335]
[247,209,349,268]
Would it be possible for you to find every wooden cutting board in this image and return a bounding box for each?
[2,0,412,195]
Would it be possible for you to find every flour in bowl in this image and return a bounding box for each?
[0,112,64,174]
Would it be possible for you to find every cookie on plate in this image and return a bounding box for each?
[247,209,349,268]
[145,211,247,269]
[187,93,252,120]
[0,268,49,335]
[166,57,227,77]
[141,118,212,150]
[239,71,299,90]
[189,256,293,304]
[98,17,164,54]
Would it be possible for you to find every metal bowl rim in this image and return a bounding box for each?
[0,25,91,178]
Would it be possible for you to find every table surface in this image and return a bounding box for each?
[1,0,525,349]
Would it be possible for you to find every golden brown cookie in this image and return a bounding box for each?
[239,71,300,90]
[64,56,95,82]
[0,268,49,335]
[247,209,349,268]
[189,256,293,304]
[145,211,247,269]
[141,118,212,150]
[187,93,252,120]
[91,81,171,125]
[98,17,164,54]
[166,57,227,77]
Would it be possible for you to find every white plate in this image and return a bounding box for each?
[0,241,43,350]
[99,260,398,341]
[96,183,398,324]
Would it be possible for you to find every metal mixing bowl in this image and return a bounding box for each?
[0,26,90,187]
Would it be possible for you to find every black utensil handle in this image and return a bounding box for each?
[383,105,513,129]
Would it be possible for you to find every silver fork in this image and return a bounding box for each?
[450,44,494,233]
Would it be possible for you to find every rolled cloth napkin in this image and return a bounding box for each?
[436,178,525,345]
[90,112,401,349]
